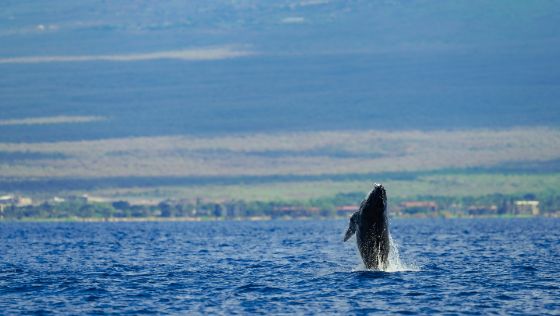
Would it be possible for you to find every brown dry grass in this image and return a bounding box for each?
[0,127,559,178]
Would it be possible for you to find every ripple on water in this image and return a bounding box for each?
[0,218,558,314]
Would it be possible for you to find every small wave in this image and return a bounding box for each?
[517,265,537,272]
[236,283,285,294]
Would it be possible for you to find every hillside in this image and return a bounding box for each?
[0,1,559,205]
[1,1,559,143]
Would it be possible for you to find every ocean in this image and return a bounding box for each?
[1,218,559,314]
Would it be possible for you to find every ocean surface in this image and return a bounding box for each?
[1,218,559,315]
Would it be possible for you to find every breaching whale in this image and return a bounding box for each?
[344,183,390,270]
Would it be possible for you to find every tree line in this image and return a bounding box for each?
[1,191,560,220]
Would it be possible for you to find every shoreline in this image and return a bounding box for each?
[1,214,556,223]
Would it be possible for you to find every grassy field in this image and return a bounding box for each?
[1,127,559,203]
[84,172,560,203]
[0,128,558,179]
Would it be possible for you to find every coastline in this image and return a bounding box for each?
[1,214,556,223]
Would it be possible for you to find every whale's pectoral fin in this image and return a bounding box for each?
[343,212,358,242]
[343,224,356,242]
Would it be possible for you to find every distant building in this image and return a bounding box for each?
[16,197,32,206]
[466,205,498,216]
[66,195,89,203]
[0,195,15,204]
[0,197,9,216]
[84,194,106,203]
[398,201,438,216]
[336,205,359,217]
[0,195,14,217]
[66,194,106,203]
[272,206,319,218]
[52,196,65,203]
[0,194,32,207]
[514,200,540,215]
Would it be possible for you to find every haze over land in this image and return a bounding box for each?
[1,1,559,206]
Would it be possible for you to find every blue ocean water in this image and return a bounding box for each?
[1,218,559,314]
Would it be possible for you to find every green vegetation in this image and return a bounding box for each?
[1,128,559,220]
[2,171,560,221]
[88,172,560,203]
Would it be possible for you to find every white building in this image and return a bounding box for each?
[514,200,540,216]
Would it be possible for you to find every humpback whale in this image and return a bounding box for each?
[344,183,390,270]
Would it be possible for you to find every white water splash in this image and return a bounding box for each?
[352,234,419,272]
[384,234,419,272]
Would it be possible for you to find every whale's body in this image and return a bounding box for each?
[344,184,390,270]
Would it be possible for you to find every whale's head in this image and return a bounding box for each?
[362,183,387,215]
[344,183,387,242]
